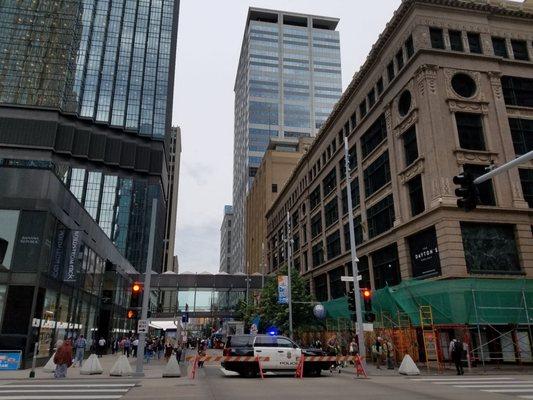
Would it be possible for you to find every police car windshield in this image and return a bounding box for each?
[226,335,253,348]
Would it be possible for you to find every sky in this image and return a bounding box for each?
[172,0,401,274]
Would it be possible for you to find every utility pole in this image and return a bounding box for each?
[134,198,157,377]
[286,212,294,340]
[343,136,366,368]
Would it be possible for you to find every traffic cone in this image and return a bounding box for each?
[110,355,132,376]
[162,356,181,378]
[80,354,103,375]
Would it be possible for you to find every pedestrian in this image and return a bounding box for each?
[372,337,383,369]
[132,337,139,358]
[54,339,73,379]
[349,338,358,365]
[449,338,464,375]
[123,337,131,357]
[197,340,206,368]
[98,337,106,357]
[157,339,164,360]
[74,334,86,367]
[175,344,183,363]
[383,339,394,369]
[144,339,153,364]
[164,342,173,361]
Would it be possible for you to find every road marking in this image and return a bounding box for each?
[454,384,533,388]
[434,380,527,385]
[0,384,134,388]
[0,396,123,400]
[519,396,533,399]
[483,389,533,393]
[412,377,514,381]
[0,390,129,393]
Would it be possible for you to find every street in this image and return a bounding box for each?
[3,354,533,400]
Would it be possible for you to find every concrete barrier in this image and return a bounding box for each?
[43,353,56,373]
[110,355,132,376]
[80,354,103,375]
[398,354,420,376]
[162,356,181,378]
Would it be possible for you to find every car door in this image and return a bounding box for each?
[276,337,301,369]
[254,335,278,369]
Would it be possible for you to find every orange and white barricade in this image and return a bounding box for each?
[185,355,270,379]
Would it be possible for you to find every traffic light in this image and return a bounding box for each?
[453,173,478,211]
[126,309,138,319]
[130,282,143,308]
[361,288,375,323]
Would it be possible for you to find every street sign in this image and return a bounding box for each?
[341,275,361,282]
[137,319,149,334]
[0,350,22,370]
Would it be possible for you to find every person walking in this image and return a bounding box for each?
[74,334,86,367]
[372,337,383,369]
[132,337,139,358]
[123,337,131,357]
[384,339,395,369]
[97,337,106,357]
[54,339,73,379]
[349,338,358,365]
[450,338,464,375]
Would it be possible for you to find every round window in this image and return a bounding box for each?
[451,73,477,98]
[398,90,412,117]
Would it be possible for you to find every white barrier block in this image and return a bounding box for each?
[80,353,103,375]
[43,353,56,373]
[398,354,420,376]
[162,356,181,378]
[110,355,132,376]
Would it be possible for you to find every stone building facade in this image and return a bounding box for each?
[245,137,312,275]
[265,0,533,303]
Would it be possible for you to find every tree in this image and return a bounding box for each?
[236,266,314,337]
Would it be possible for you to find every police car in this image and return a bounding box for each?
[222,334,329,377]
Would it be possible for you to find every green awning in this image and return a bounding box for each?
[321,278,533,326]
[372,278,533,326]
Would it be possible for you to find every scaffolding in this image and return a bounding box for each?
[372,278,533,368]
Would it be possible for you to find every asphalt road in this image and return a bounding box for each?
[123,365,533,400]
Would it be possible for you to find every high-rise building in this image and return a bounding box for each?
[232,8,342,273]
[0,0,180,365]
[163,126,181,272]
[245,137,312,275]
[220,205,234,273]
[264,0,533,365]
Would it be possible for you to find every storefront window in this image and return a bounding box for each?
[87,305,97,342]
[55,293,70,341]
[461,223,520,274]
[37,289,57,357]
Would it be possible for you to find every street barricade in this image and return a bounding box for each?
[294,355,368,379]
[185,355,270,379]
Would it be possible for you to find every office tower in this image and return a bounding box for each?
[220,205,234,273]
[231,8,342,273]
[0,0,179,365]
[163,126,182,272]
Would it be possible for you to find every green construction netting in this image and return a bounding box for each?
[322,278,533,326]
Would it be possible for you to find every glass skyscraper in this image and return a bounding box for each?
[231,8,342,273]
[0,0,177,139]
[0,0,180,273]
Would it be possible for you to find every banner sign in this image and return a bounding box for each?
[63,230,82,283]
[277,275,288,304]
[0,350,22,370]
[12,211,47,271]
[408,227,441,279]
[50,228,67,279]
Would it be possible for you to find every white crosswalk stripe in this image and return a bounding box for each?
[409,376,533,399]
[0,382,136,400]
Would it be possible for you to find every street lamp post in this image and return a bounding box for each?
[343,136,366,368]
[286,212,294,340]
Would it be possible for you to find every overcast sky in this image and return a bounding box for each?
[172,0,401,273]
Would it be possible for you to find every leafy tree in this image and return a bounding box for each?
[236,266,314,337]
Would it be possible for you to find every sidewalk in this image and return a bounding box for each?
[0,353,188,381]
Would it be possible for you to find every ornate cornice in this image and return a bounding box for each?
[447,99,489,114]
[399,157,425,184]
[453,149,499,164]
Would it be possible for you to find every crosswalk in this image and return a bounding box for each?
[0,382,136,400]
[410,376,533,399]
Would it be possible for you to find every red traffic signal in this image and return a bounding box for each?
[362,289,371,299]
[132,282,143,293]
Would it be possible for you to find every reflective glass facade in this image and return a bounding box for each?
[232,10,341,273]
[0,0,179,139]
[63,166,165,273]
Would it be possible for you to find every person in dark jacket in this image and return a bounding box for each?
[449,338,464,375]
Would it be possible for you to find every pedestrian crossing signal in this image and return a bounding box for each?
[127,309,138,319]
